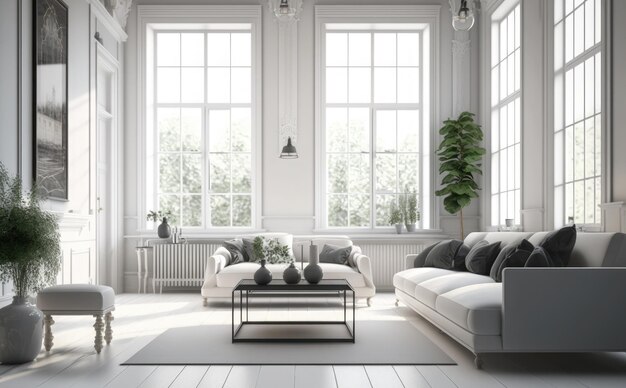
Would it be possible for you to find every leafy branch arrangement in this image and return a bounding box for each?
[146,209,172,222]
[388,201,403,225]
[0,163,61,298]
[435,112,485,239]
[252,236,292,264]
[401,186,420,226]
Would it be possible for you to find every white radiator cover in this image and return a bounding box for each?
[354,242,426,290]
[153,243,220,290]
[150,241,427,291]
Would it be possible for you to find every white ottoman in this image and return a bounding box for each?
[37,284,115,354]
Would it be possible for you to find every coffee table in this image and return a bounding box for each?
[231,279,355,343]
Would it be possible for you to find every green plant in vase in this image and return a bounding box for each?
[388,201,404,234]
[435,111,485,239]
[401,186,420,232]
[0,163,61,363]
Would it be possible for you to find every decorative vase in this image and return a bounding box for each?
[304,245,324,284]
[157,217,171,239]
[0,296,44,364]
[254,259,272,285]
[282,262,301,284]
[394,223,403,234]
[405,223,416,232]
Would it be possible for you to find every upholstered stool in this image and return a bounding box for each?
[36,284,115,354]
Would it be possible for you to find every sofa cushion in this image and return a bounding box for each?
[424,240,470,271]
[414,273,494,309]
[392,268,454,295]
[319,244,352,265]
[436,283,503,336]
[37,284,115,312]
[465,240,501,275]
[490,239,534,282]
[215,262,366,288]
[537,225,577,267]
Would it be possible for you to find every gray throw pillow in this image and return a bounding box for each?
[222,239,247,265]
[465,240,501,275]
[242,237,259,262]
[319,244,352,265]
[414,243,437,268]
[424,239,470,271]
[490,239,534,282]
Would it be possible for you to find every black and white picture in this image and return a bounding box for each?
[34,0,68,200]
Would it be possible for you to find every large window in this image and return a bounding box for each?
[490,3,521,228]
[318,21,432,230]
[149,26,258,229]
[554,0,602,227]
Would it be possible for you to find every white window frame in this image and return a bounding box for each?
[136,5,262,234]
[551,0,606,229]
[314,5,441,233]
[487,0,522,229]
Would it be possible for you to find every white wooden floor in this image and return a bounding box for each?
[1,292,625,388]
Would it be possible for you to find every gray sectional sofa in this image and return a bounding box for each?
[393,231,626,368]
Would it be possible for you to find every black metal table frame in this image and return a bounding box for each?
[231,280,355,343]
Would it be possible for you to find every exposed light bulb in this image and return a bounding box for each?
[452,0,475,31]
[279,0,290,15]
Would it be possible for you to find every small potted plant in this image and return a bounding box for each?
[388,201,403,234]
[0,163,61,363]
[146,209,172,239]
[401,186,420,233]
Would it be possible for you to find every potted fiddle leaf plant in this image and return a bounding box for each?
[388,201,403,234]
[0,163,61,363]
[435,111,485,239]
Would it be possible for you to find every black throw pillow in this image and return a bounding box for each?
[490,239,534,282]
[465,240,501,275]
[424,239,470,271]
[413,242,437,268]
[222,239,247,265]
[538,225,577,267]
[525,246,553,267]
[319,244,352,265]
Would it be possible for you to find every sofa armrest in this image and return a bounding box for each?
[353,249,375,290]
[503,267,626,351]
[201,254,228,289]
[406,254,421,269]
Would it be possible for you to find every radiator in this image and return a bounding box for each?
[153,243,219,292]
[353,242,427,290]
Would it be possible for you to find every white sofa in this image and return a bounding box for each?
[393,231,626,368]
[201,233,376,306]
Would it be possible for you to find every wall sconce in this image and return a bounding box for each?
[450,0,476,31]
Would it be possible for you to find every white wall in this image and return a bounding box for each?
[122,0,482,291]
[0,0,97,303]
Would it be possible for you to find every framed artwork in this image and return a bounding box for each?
[34,0,69,200]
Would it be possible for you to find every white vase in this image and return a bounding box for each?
[0,296,44,363]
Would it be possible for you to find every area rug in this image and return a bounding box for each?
[123,321,455,365]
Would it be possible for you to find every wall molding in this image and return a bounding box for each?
[87,0,128,42]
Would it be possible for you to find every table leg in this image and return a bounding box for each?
[232,290,235,341]
[136,249,142,293]
[343,290,346,323]
[143,248,149,295]
[246,290,249,322]
[352,290,356,343]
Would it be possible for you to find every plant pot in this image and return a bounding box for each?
[157,217,171,239]
[254,259,272,285]
[0,296,44,364]
[405,223,416,232]
[282,262,301,284]
[394,223,403,234]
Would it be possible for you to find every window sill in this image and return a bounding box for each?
[312,229,449,241]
